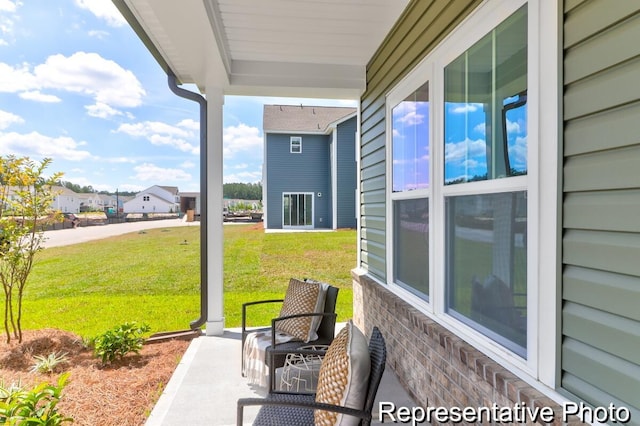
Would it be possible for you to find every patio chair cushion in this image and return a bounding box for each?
[276,278,328,342]
[314,321,371,426]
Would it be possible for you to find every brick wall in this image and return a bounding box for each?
[352,269,582,425]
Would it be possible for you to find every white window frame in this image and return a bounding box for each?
[386,74,434,309]
[282,192,314,229]
[384,0,559,387]
[290,136,302,154]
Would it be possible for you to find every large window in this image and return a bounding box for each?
[446,192,527,357]
[391,82,430,299]
[444,5,528,356]
[444,7,527,184]
[387,3,531,361]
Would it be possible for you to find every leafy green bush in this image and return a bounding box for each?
[30,352,69,375]
[91,322,151,364]
[0,372,73,425]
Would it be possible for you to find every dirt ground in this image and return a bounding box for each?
[0,329,191,425]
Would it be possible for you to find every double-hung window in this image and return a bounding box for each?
[290,136,302,154]
[390,82,431,300]
[386,0,545,370]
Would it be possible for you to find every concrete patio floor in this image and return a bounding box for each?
[146,326,417,426]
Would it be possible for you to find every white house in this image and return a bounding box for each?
[123,185,180,214]
[51,186,81,213]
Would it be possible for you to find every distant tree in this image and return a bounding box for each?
[223,182,262,200]
[59,180,95,193]
[0,156,62,343]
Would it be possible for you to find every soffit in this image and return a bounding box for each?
[117,0,409,98]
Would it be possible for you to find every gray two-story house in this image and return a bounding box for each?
[263,105,357,230]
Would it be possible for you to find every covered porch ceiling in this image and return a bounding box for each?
[113,0,410,99]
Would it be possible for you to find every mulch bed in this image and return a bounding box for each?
[0,329,191,425]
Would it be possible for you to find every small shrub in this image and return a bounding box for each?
[0,372,73,425]
[92,322,151,364]
[30,352,69,374]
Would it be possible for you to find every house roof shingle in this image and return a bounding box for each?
[263,105,356,133]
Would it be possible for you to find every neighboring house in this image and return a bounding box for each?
[51,186,81,213]
[263,105,357,230]
[97,194,117,212]
[123,185,180,213]
[116,0,640,422]
[77,192,103,212]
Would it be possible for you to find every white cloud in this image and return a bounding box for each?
[397,110,425,126]
[0,0,19,12]
[88,29,110,39]
[0,131,92,161]
[230,163,248,170]
[177,118,200,131]
[224,170,263,184]
[0,52,145,116]
[131,163,191,182]
[223,124,262,158]
[0,109,23,129]
[118,183,146,192]
[0,0,19,45]
[449,103,482,114]
[394,101,427,127]
[33,52,145,108]
[86,102,121,118]
[509,135,528,169]
[74,0,126,27]
[115,121,199,154]
[19,90,62,103]
[473,122,486,135]
[0,62,37,92]
[104,156,136,164]
[445,137,487,164]
[180,160,196,169]
[506,118,521,134]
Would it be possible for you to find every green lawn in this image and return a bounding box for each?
[21,225,356,339]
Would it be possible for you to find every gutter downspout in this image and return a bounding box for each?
[167,72,207,330]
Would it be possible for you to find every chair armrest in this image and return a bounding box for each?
[241,299,284,336]
[237,393,370,426]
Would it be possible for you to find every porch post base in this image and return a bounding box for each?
[205,319,225,336]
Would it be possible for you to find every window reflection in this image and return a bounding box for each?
[394,198,429,298]
[392,82,430,192]
[444,6,527,184]
[446,192,527,356]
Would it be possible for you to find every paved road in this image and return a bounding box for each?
[42,218,200,248]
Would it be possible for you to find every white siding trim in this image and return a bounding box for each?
[331,126,338,229]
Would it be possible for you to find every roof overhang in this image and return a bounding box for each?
[113,0,409,99]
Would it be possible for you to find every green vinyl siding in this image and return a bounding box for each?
[360,0,481,281]
[562,0,640,417]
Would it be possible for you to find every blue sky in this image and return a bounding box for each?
[0,0,355,193]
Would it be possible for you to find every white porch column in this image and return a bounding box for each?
[206,87,225,336]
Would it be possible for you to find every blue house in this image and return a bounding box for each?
[262,105,357,230]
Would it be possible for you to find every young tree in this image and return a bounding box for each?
[0,156,62,343]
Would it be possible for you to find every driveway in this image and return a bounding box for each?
[41,218,200,248]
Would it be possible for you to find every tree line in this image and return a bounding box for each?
[223,182,262,200]
[58,180,262,200]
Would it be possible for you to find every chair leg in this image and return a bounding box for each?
[268,350,276,393]
[241,331,246,377]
